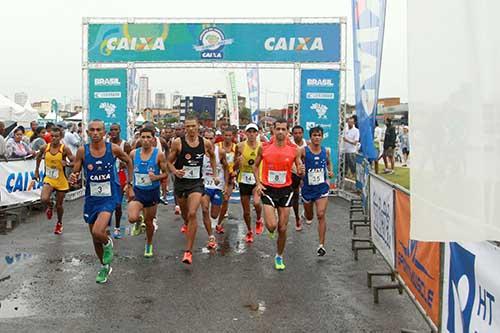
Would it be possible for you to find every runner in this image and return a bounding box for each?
[34,127,74,235]
[108,124,131,239]
[300,126,334,256]
[167,116,220,264]
[201,128,229,249]
[215,127,237,231]
[127,126,168,257]
[233,123,264,242]
[290,125,308,231]
[69,119,133,284]
[171,123,185,215]
[253,119,303,270]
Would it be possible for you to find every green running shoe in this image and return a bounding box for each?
[144,243,153,258]
[96,265,112,284]
[131,221,142,236]
[274,256,285,270]
[268,229,276,240]
[102,237,114,265]
[140,214,146,232]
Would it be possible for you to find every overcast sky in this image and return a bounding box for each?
[0,0,407,108]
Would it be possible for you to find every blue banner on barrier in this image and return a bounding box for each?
[88,69,128,139]
[299,69,340,180]
[88,23,341,63]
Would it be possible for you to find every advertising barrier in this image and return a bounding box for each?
[0,160,44,206]
[395,190,441,327]
[355,154,370,211]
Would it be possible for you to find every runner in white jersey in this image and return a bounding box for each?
[201,129,229,249]
[290,125,308,231]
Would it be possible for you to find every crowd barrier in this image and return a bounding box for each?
[353,156,500,332]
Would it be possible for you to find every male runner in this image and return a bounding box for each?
[233,123,264,242]
[128,127,168,257]
[108,123,131,239]
[70,120,133,284]
[201,129,229,249]
[35,127,74,235]
[300,126,334,256]
[171,123,185,215]
[215,127,237,232]
[254,119,303,270]
[167,116,219,264]
[290,125,308,231]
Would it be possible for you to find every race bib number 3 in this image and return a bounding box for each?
[308,170,325,186]
[183,166,201,179]
[135,173,152,186]
[90,181,112,197]
[241,172,256,185]
[46,167,59,179]
[268,170,286,185]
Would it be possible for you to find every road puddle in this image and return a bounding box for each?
[0,297,32,319]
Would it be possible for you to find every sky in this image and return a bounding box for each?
[0,0,407,108]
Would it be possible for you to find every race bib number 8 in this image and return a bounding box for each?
[46,167,59,179]
[135,173,152,186]
[90,181,112,197]
[241,172,256,185]
[183,166,201,179]
[308,170,325,186]
[268,170,286,185]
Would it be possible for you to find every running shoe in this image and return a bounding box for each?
[131,222,142,236]
[207,236,217,249]
[153,218,158,233]
[96,265,112,284]
[46,207,53,220]
[180,224,188,234]
[53,222,63,235]
[295,222,303,232]
[140,214,146,233]
[274,256,285,270]
[317,245,326,257]
[302,214,313,225]
[268,229,276,240]
[160,195,168,205]
[102,237,114,265]
[144,243,153,258]
[255,218,264,235]
[215,224,224,234]
[245,231,254,243]
[182,251,192,264]
[112,228,122,239]
[175,205,181,215]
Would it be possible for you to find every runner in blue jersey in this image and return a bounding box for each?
[299,126,334,257]
[70,120,133,284]
[127,126,168,258]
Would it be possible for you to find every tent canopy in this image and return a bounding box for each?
[0,94,25,122]
[66,112,82,121]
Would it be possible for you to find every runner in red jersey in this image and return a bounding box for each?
[253,119,304,271]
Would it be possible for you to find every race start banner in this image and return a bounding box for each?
[0,160,44,206]
[87,23,341,63]
[299,69,340,180]
[394,190,442,327]
[88,69,128,139]
[442,242,500,332]
[369,175,395,268]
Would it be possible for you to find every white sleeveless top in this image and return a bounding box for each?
[202,145,224,190]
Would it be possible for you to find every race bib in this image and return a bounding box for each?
[226,153,234,164]
[135,173,152,187]
[204,177,215,187]
[46,167,59,179]
[90,181,111,197]
[183,166,201,179]
[241,172,256,185]
[268,170,286,185]
[308,170,325,186]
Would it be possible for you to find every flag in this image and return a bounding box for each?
[226,71,239,127]
[352,0,387,161]
[246,68,260,124]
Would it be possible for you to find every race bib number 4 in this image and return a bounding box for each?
[308,170,325,186]
[241,172,256,185]
[183,166,201,179]
[135,173,152,187]
[46,167,59,179]
[268,170,286,185]
[90,181,112,197]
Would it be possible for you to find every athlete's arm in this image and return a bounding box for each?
[253,146,265,193]
[295,147,305,176]
[326,148,334,178]
[205,139,220,185]
[69,146,84,185]
[167,138,185,178]
[219,148,230,198]
[150,152,168,181]
[113,144,134,196]
[232,142,243,172]
[63,146,75,163]
[34,144,47,181]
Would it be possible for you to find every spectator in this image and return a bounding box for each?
[25,120,38,139]
[44,122,55,144]
[0,121,6,158]
[6,127,33,158]
[399,125,410,167]
[381,118,396,174]
[57,121,81,156]
[343,116,360,177]
[373,121,383,173]
[30,126,47,152]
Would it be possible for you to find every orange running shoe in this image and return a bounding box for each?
[255,218,264,235]
[245,231,254,243]
[215,224,224,234]
[180,224,188,233]
[54,222,63,235]
[207,236,217,249]
[182,251,192,264]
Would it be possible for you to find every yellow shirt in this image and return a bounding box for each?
[218,142,236,174]
[43,143,69,191]
[237,141,261,184]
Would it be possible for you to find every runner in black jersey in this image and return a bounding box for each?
[167,116,219,265]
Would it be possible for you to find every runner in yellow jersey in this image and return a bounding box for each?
[35,127,74,235]
[215,127,237,233]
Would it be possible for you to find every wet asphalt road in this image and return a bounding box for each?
[0,197,428,332]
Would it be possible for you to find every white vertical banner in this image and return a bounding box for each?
[409,1,500,241]
[370,176,395,268]
[442,242,500,332]
[227,71,239,127]
[246,67,260,124]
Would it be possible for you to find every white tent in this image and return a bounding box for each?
[18,100,40,125]
[66,112,82,121]
[0,94,25,122]
[135,114,145,124]
[44,111,58,121]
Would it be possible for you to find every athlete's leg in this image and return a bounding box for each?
[177,195,188,226]
[315,197,328,246]
[40,184,53,209]
[115,203,122,229]
[55,190,65,223]
[201,195,212,236]
[292,187,301,227]
[185,192,203,252]
[303,201,314,221]
[127,201,144,224]
[218,181,233,225]
[89,212,112,264]
[143,204,158,245]
[240,195,252,232]
[263,204,277,234]
[210,202,221,221]
[276,207,290,256]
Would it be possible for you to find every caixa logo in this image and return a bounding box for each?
[5,171,44,193]
[194,27,233,59]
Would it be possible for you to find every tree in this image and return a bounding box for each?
[239,107,251,124]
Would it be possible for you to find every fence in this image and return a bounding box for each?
[353,156,500,332]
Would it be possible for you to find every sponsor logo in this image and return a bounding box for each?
[5,171,44,193]
[185,153,191,160]
[310,103,328,119]
[90,174,111,181]
[307,78,333,87]
[94,78,121,86]
[194,27,233,59]
[87,164,94,171]
[94,92,121,99]
[306,92,334,100]
[248,159,255,166]
[264,37,324,51]
[196,153,205,159]
[99,102,117,118]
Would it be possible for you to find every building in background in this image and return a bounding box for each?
[31,101,51,117]
[155,92,166,109]
[138,75,149,112]
[14,92,28,106]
